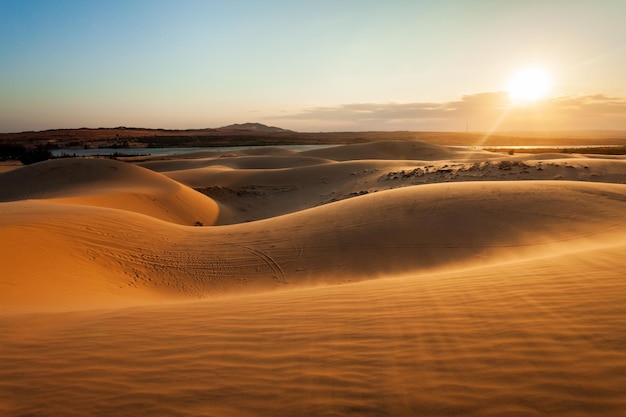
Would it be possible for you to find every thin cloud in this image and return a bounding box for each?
[278,92,510,121]
[273,92,626,131]
[280,102,449,121]
[550,94,626,114]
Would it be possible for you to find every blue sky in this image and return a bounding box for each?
[1,0,625,132]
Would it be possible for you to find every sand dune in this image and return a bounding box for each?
[139,154,333,172]
[1,177,624,308]
[300,139,460,160]
[1,140,625,416]
[164,151,625,223]
[0,158,229,225]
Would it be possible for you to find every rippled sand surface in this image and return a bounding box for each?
[1,141,625,416]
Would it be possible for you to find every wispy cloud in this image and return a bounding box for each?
[549,94,626,115]
[272,93,626,131]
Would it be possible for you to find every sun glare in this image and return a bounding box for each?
[507,67,552,103]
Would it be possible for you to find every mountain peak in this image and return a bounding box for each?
[219,123,293,133]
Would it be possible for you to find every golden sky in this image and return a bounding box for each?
[1,0,625,132]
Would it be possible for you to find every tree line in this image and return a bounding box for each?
[0,144,53,165]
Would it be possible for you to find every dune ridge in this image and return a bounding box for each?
[1,140,625,416]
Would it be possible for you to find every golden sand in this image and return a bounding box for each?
[1,141,625,416]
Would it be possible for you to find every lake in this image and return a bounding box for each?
[51,144,337,157]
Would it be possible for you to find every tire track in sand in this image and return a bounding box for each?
[214,240,288,285]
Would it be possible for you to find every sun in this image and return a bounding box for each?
[507,67,552,103]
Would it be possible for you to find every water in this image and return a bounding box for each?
[51,144,337,158]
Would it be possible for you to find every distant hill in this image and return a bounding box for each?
[219,123,293,133]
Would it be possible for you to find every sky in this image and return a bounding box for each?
[1,0,625,133]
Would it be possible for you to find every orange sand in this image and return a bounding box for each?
[1,141,625,416]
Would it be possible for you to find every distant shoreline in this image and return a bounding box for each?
[2,127,626,150]
[48,144,626,158]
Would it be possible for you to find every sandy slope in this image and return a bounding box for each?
[0,161,22,174]
[1,140,625,416]
[1,179,624,310]
[1,242,626,416]
[0,158,229,225]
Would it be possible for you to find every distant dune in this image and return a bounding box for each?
[1,140,625,416]
[299,139,458,160]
